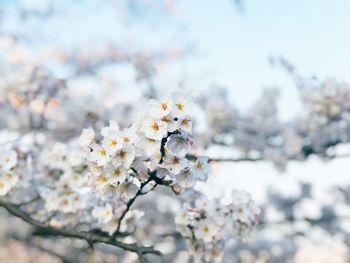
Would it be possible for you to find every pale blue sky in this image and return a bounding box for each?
[176,0,350,118]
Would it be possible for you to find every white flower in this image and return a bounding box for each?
[102,131,123,155]
[141,117,168,140]
[45,193,59,212]
[112,145,135,169]
[136,135,160,157]
[178,117,192,132]
[120,127,137,145]
[90,144,110,167]
[248,202,261,222]
[0,149,17,171]
[132,158,149,180]
[195,197,212,211]
[67,148,85,167]
[43,142,67,169]
[148,97,173,118]
[171,91,193,117]
[59,195,75,213]
[95,175,112,193]
[92,203,113,225]
[232,190,251,205]
[101,120,119,137]
[119,181,139,200]
[175,207,193,225]
[79,128,95,147]
[160,115,178,132]
[232,203,251,223]
[59,171,87,190]
[204,245,224,263]
[161,154,189,174]
[195,219,218,243]
[165,134,189,157]
[106,165,127,185]
[193,156,210,182]
[174,168,196,189]
[0,170,19,196]
[71,194,86,211]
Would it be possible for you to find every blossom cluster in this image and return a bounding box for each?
[298,78,350,152]
[198,78,350,171]
[175,191,260,262]
[37,141,89,215]
[0,147,19,196]
[78,91,212,232]
[0,90,260,261]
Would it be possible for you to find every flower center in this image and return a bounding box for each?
[151,122,159,131]
[176,103,184,111]
[160,102,168,110]
[118,150,126,158]
[99,149,106,156]
[101,177,108,183]
[181,119,189,126]
[172,157,180,165]
[114,169,121,177]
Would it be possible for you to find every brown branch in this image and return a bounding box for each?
[111,176,155,239]
[186,153,262,162]
[111,131,176,239]
[186,152,350,163]
[0,199,161,257]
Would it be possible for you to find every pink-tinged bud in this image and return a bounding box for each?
[172,184,183,195]
[186,137,194,146]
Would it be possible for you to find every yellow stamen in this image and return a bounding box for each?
[160,102,168,110]
[181,119,189,126]
[147,138,155,143]
[101,177,108,183]
[99,149,106,156]
[182,170,190,177]
[176,103,184,111]
[161,116,169,123]
[151,122,159,131]
[111,139,118,146]
[114,169,121,177]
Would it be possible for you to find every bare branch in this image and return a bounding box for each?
[0,199,161,257]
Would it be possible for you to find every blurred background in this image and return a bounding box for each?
[0,0,350,262]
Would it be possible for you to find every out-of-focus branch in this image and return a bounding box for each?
[186,152,350,163]
[0,199,161,258]
[258,215,350,228]
[186,153,262,162]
